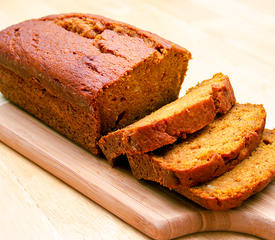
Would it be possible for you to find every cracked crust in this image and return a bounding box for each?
[127,104,266,188]
[177,129,275,210]
[99,73,236,165]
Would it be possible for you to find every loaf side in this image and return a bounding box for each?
[0,65,101,154]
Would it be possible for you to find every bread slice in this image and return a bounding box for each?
[99,73,236,165]
[177,129,275,210]
[128,104,266,188]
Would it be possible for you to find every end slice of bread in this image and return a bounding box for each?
[128,104,266,188]
[99,73,236,165]
[177,129,275,210]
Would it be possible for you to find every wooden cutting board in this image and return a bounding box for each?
[0,102,274,240]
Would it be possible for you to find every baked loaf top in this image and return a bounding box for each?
[178,129,275,210]
[0,13,191,113]
[128,103,266,188]
[99,73,236,164]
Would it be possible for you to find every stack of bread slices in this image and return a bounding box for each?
[99,73,274,210]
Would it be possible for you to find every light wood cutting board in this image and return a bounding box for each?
[0,102,274,240]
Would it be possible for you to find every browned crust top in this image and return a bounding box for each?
[0,13,191,112]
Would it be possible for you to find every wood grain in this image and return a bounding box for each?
[0,156,61,240]
[0,103,274,240]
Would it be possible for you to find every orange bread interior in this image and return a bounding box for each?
[178,129,275,210]
[128,103,266,188]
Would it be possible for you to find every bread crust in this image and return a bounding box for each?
[0,65,101,154]
[0,13,191,112]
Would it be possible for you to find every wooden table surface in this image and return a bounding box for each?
[0,0,274,239]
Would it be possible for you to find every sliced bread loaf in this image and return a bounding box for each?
[128,104,266,188]
[177,129,275,210]
[0,13,191,155]
[99,73,235,165]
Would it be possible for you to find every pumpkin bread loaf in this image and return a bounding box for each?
[177,129,275,210]
[128,104,266,189]
[99,73,235,165]
[0,13,191,155]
